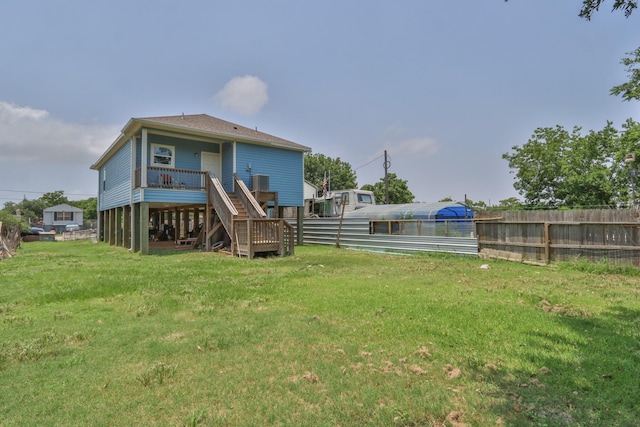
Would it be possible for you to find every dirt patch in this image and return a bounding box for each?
[414,346,432,358]
[444,364,462,379]
[302,371,320,383]
[446,410,468,427]
[408,364,427,375]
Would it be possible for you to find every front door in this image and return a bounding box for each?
[201,152,221,186]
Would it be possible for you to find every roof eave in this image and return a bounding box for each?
[133,118,311,152]
[90,118,137,170]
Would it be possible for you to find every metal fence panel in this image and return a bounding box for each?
[287,218,478,256]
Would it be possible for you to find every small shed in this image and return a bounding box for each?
[43,204,83,233]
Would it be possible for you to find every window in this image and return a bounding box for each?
[54,212,74,221]
[151,144,175,167]
[358,194,373,204]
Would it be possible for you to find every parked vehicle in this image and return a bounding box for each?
[30,227,45,234]
[312,189,376,217]
[65,224,81,232]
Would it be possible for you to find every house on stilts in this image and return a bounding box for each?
[90,114,311,257]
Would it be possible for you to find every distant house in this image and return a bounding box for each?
[43,204,83,233]
[90,114,311,256]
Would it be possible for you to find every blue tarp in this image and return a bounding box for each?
[343,202,473,221]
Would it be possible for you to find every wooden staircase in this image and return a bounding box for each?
[204,174,294,259]
[227,194,249,222]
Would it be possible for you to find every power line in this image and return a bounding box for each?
[354,153,385,171]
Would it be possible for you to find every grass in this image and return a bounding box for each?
[1,240,639,426]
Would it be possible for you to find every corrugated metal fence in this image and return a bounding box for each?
[289,218,478,256]
[475,210,640,266]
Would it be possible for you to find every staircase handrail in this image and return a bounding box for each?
[233,174,266,218]
[206,173,237,237]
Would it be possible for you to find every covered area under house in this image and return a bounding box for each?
[99,172,297,258]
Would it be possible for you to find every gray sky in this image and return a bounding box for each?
[0,1,638,205]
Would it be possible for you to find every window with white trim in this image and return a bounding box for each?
[54,212,74,221]
[151,144,175,167]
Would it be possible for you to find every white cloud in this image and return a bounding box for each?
[214,75,269,116]
[0,101,49,121]
[0,101,117,164]
[394,137,440,157]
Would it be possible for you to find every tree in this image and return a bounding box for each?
[70,197,98,222]
[361,173,415,204]
[40,190,69,208]
[578,0,637,20]
[502,121,639,208]
[611,47,640,102]
[304,153,357,195]
[504,0,637,20]
[497,197,524,209]
[2,198,45,223]
[576,2,640,102]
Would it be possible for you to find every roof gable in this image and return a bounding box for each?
[43,203,83,212]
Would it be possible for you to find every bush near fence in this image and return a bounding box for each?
[474,209,640,266]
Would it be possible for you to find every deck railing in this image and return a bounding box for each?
[233,219,293,258]
[135,167,206,190]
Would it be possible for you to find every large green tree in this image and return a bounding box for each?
[361,173,415,204]
[611,47,640,102]
[40,190,69,208]
[304,153,357,195]
[503,120,640,208]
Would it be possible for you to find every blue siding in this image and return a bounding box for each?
[99,140,132,211]
[132,189,142,204]
[142,189,206,204]
[98,131,305,211]
[221,142,234,192]
[235,143,304,207]
[147,134,220,170]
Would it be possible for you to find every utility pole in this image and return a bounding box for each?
[384,150,390,204]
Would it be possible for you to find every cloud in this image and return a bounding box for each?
[0,101,117,164]
[214,75,269,115]
[393,137,440,157]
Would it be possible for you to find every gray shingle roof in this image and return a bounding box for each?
[136,114,310,151]
[92,113,310,170]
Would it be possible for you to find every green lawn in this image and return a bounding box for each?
[1,240,639,426]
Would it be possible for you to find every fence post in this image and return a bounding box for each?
[544,222,550,264]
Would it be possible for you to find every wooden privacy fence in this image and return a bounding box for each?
[475,210,640,266]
